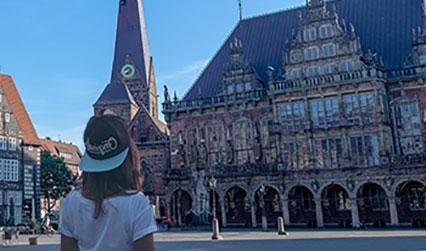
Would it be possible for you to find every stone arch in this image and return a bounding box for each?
[287,185,317,227]
[320,184,352,227]
[170,189,193,226]
[353,180,391,198]
[357,183,390,227]
[392,178,426,196]
[254,186,282,226]
[225,186,250,226]
[395,180,426,227]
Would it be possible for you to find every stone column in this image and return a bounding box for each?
[220,199,227,227]
[282,199,290,226]
[315,198,324,228]
[389,197,399,226]
[350,198,360,228]
[251,199,257,228]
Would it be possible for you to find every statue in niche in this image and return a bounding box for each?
[192,170,209,224]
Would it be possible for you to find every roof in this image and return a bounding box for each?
[94,82,137,106]
[111,0,151,86]
[40,138,82,166]
[184,0,424,100]
[0,74,40,145]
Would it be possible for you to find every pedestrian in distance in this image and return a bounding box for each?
[60,114,157,251]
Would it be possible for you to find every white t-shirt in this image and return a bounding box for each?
[60,191,157,251]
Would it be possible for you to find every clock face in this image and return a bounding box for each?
[121,64,136,79]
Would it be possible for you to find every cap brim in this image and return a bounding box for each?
[79,147,129,173]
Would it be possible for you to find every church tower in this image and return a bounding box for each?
[94,0,159,121]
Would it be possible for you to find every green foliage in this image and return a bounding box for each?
[40,151,76,212]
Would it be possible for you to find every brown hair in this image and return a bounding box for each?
[79,140,143,219]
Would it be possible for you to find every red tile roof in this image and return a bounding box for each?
[0,74,40,145]
[40,138,82,166]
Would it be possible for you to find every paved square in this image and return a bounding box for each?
[4,230,426,251]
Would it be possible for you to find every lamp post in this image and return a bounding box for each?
[259,184,268,231]
[209,177,217,220]
[209,176,222,240]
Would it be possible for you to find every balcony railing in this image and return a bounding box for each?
[211,163,279,177]
[272,69,381,92]
[163,89,267,112]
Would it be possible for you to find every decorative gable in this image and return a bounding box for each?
[130,106,168,144]
[218,38,263,96]
[283,0,368,80]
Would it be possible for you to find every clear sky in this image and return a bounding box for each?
[0,0,305,150]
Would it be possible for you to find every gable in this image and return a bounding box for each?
[183,0,423,101]
[130,106,168,143]
[0,74,39,145]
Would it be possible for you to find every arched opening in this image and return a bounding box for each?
[225,186,250,226]
[396,181,426,228]
[288,186,316,227]
[321,184,352,228]
[255,186,282,226]
[357,183,390,228]
[170,190,192,226]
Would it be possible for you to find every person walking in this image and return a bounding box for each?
[60,114,157,251]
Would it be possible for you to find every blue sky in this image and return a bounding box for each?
[0,0,304,150]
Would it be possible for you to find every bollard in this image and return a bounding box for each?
[29,236,39,245]
[211,219,223,240]
[277,217,288,236]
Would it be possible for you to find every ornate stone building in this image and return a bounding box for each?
[162,0,426,228]
[0,74,41,226]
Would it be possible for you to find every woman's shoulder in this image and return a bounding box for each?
[128,192,151,209]
[63,190,82,204]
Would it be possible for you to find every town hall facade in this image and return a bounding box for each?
[97,0,426,228]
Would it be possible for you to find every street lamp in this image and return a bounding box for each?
[208,176,222,240]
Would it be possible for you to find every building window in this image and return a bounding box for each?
[236,83,243,93]
[394,102,423,154]
[5,113,10,123]
[319,24,334,38]
[349,135,379,166]
[303,27,317,42]
[227,85,235,94]
[323,63,337,74]
[359,93,375,124]
[344,95,361,126]
[278,102,305,131]
[304,46,319,61]
[420,55,426,65]
[306,66,320,77]
[244,82,252,91]
[2,159,19,182]
[0,136,7,150]
[8,137,17,151]
[234,120,253,164]
[341,61,354,72]
[310,97,340,128]
[290,69,302,79]
[322,43,336,57]
[314,138,343,168]
[282,142,297,169]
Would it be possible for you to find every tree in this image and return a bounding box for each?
[40,151,76,213]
